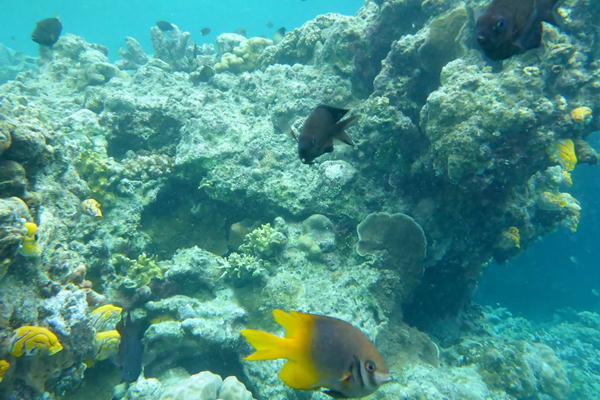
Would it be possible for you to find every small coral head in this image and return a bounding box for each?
[570,107,592,125]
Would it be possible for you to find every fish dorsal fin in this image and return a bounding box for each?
[319,105,349,123]
[272,309,312,338]
[542,0,564,26]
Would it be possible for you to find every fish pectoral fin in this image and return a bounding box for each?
[339,371,352,383]
[334,129,355,147]
[323,389,348,399]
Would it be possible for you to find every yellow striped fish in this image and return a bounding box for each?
[9,326,63,357]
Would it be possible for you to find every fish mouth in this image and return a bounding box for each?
[375,372,393,386]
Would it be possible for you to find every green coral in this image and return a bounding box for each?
[75,150,118,206]
[238,223,286,259]
[220,252,267,286]
[112,253,163,288]
[215,37,273,73]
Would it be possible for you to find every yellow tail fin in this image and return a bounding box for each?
[240,329,290,361]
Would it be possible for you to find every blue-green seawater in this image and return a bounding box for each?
[1,0,363,57]
[0,0,599,399]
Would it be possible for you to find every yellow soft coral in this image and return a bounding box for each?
[9,326,63,357]
[19,221,40,257]
[570,106,593,124]
[502,226,521,249]
[540,192,581,233]
[0,359,9,382]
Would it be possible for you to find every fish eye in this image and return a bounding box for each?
[365,360,376,372]
[495,18,505,31]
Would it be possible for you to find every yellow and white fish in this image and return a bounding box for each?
[9,326,63,357]
[91,304,123,331]
[19,221,40,257]
[81,198,103,218]
[241,310,391,398]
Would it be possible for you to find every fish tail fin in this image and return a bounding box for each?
[240,329,291,361]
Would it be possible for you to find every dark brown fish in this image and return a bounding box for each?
[31,18,62,47]
[295,105,356,164]
[200,27,211,36]
[273,27,287,43]
[156,20,175,32]
[476,0,563,61]
[116,311,149,382]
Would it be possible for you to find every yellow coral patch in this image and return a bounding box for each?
[570,106,592,124]
[9,326,63,357]
[502,227,521,249]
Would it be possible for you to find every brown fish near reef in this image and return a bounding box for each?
[294,105,356,164]
[241,310,391,398]
[273,27,287,43]
[156,20,175,31]
[31,17,62,47]
[116,311,149,382]
[200,27,211,36]
[476,0,563,61]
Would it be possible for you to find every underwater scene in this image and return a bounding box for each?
[0,0,599,399]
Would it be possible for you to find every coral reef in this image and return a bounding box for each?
[0,0,598,398]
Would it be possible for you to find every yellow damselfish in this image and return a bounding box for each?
[9,326,63,357]
[0,359,9,383]
[81,198,103,218]
[19,221,40,257]
[555,139,577,172]
[241,310,391,398]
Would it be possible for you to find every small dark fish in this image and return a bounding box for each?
[295,105,356,164]
[476,0,563,61]
[200,27,211,36]
[31,17,62,47]
[116,311,149,382]
[156,20,175,32]
[266,21,274,29]
[235,28,247,37]
[273,27,287,43]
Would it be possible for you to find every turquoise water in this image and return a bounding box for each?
[1,0,363,57]
[1,0,600,399]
